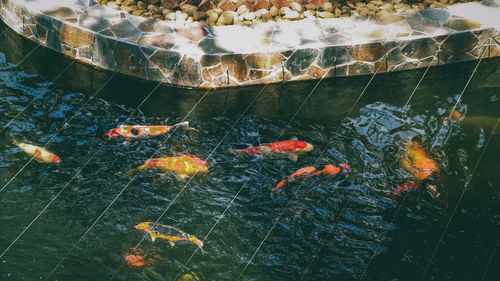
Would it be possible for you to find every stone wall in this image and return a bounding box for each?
[0,0,499,88]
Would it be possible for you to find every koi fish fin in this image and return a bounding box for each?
[272,180,287,192]
[150,233,156,243]
[174,121,189,128]
[124,166,142,178]
[177,174,188,180]
[289,136,298,141]
[288,154,298,162]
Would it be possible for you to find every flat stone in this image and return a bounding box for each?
[151,50,183,71]
[198,37,231,54]
[92,35,116,69]
[178,55,203,86]
[109,19,142,38]
[317,46,352,68]
[285,48,320,76]
[46,30,62,52]
[405,9,450,34]
[221,54,248,82]
[201,55,221,67]
[347,43,387,62]
[401,37,437,59]
[175,26,207,42]
[137,34,177,48]
[60,24,93,48]
[307,65,324,78]
[249,69,272,79]
[114,41,149,67]
[42,7,76,19]
[137,18,174,33]
[35,23,47,42]
[441,31,479,54]
[79,15,112,32]
[444,19,482,31]
[245,53,281,69]
[348,62,373,76]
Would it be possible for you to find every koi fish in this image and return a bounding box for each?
[178,272,201,281]
[135,222,204,250]
[124,248,161,268]
[15,142,60,164]
[447,110,498,134]
[129,155,208,180]
[235,140,314,161]
[401,141,439,181]
[104,122,190,139]
[273,163,352,192]
[389,141,439,199]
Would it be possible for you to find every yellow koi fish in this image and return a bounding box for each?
[130,155,208,180]
[135,222,204,250]
[15,142,60,164]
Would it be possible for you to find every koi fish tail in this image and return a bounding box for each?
[386,181,418,200]
[174,121,190,129]
[124,165,146,177]
[272,180,287,192]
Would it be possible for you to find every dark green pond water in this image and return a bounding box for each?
[0,28,499,281]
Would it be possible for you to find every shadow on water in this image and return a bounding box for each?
[0,21,499,281]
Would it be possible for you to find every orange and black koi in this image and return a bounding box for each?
[273,163,352,191]
[135,222,204,251]
[104,122,190,139]
[236,140,314,161]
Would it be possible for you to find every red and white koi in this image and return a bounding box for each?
[236,140,314,161]
[104,122,190,139]
[15,142,60,164]
[273,163,352,192]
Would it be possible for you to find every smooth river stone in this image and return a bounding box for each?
[347,43,387,62]
[60,24,93,47]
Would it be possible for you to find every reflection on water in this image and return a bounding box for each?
[0,24,499,281]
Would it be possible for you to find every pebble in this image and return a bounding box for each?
[96,0,474,26]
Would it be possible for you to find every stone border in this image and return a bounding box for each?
[1,0,499,88]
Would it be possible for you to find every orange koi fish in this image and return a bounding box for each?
[273,163,352,191]
[389,141,439,199]
[236,140,314,161]
[15,142,60,164]
[401,141,439,181]
[135,222,204,250]
[447,110,498,134]
[104,122,190,139]
[124,248,161,268]
[130,155,208,180]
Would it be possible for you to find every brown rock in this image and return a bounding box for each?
[218,0,236,11]
[347,43,387,62]
[60,24,92,48]
[308,0,326,8]
[193,10,207,20]
[252,0,270,10]
[160,0,179,9]
[307,65,324,78]
[221,54,248,82]
[270,0,290,9]
[197,0,214,11]
[246,53,281,69]
[249,69,272,80]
